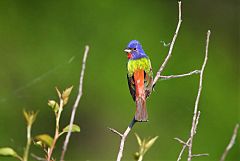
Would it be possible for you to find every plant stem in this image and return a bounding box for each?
[23,124,32,161]
[138,155,143,161]
[47,99,63,161]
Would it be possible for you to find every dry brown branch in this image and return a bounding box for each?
[60,45,90,161]
[186,30,211,161]
[109,118,136,161]
[220,124,239,161]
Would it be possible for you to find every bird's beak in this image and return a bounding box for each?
[124,48,131,53]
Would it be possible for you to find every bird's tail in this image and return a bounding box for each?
[135,97,148,122]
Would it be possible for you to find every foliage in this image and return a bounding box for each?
[134,133,158,161]
[0,86,80,161]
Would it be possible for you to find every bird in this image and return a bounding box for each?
[124,40,153,122]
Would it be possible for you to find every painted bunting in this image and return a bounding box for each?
[124,40,153,122]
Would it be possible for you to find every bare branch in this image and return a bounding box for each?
[176,30,211,161]
[153,1,182,86]
[109,118,136,161]
[60,45,90,161]
[160,70,200,80]
[31,153,47,161]
[220,124,239,161]
[108,127,123,137]
[176,113,200,160]
[187,30,211,161]
[176,138,191,161]
[191,153,209,157]
[194,111,201,133]
[174,138,189,146]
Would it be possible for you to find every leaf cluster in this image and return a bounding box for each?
[0,86,80,161]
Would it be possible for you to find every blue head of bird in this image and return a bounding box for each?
[124,40,147,60]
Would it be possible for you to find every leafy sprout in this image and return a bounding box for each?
[134,133,158,161]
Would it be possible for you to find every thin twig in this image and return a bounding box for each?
[176,138,191,161]
[176,30,211,161]
[194,111,201,134]
[31,153,47,161]
[153,1,182,86]
[60,45,90,161]
[174,138,189,146]
[187,30,211,161]
[108,127,123,137]
[109,118,136,161]
[160,70,200,80]
[220,124,239,161]
[191,153,209,157]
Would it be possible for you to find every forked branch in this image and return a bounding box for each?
[176,30,211,161]
[109,118,136,161]
[187,30,211,161]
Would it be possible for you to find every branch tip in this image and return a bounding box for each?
[220,123,239,161]
[108,127,123,137]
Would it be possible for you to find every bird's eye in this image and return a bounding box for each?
[133,48,136,51]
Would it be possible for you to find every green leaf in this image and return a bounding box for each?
[48,100,59,113]
[62,124,80,133]
[135,133,142,146]
[0,147,21,159]
[34,134,53,148]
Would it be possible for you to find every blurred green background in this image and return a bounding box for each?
[0,0,238,161]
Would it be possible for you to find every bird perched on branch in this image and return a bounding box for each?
[124,40,153,122]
